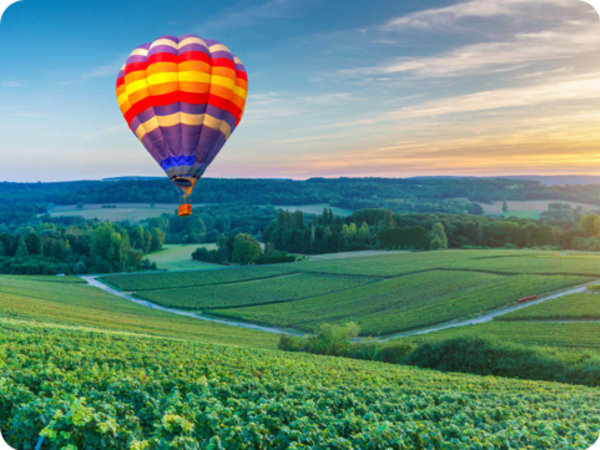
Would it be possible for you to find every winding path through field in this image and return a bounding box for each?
[82,276,304,336]
[83,275,599,340]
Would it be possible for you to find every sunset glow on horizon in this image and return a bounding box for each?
[1,0,600,181]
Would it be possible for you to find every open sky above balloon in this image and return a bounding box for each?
[0,0,599,181]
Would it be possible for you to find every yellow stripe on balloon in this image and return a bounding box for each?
[211,75,236,91]
[125,79,150,97]
[135,113,232,140]
[204,115,232,139]
[117,92,129,107]
[178,71,211,83]
[147,72,179,86]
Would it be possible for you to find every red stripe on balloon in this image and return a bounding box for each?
[146,52,179,65]
[178,51,211,65]
[125,62,147,75]
[124,97,153,125]
[211,58,236,70]
[180,92,210,105]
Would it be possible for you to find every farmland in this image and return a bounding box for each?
[499,292,600,321]
[46,203,182,223]
[99,249,600,336]
[0,275,278,348]
[406,321,600,351]
[2,319,599,449]
[137,273,378,310]
[102,264,297,291]
[211,271,589,335]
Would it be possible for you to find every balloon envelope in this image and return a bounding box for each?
[116,34,248,194]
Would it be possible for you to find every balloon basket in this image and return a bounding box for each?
[178,203,192,217]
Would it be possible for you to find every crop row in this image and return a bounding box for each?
[209,271,590,335]
[136,273,379,310]
[2,320,599,449]
[101,265,298,291]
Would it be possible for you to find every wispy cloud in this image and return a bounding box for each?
[83,125,129,140]
[342,21,600,80]
[382,0,578,31]
[2,80,23,87]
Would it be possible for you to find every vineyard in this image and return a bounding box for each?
[499,293,600,321]
[137,273,379,310]
[406,321,600,350]
[101,265,296,291]
[0,275,278,349]
[96,250,600,336]
[2,319,599,449]
[209,271,590,335]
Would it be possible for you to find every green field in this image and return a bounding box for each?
[0,275,277,349]
[211,271,589,335]
[137,273,379,310]
[498,293,600,321]
[2,319,599,450]
[102,264,297,291]
[147,244,220,271]
[100,249,600,336]
[406,321,600,351]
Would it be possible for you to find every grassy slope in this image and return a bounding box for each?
[0,276,278,349]
[2,319,599,449]
[211,271,589,335]
[147,244,220,271]
[498,292,600,321]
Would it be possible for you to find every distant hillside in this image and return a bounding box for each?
[499,175,600,186]
[1,176,600,215]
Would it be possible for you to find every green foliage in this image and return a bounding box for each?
[405,336,600,387]
[2,320,599,449]
[232,233,262,265]
[429,222,448,250]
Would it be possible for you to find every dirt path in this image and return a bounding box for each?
[382,281,598,340]
[83,275,598,340]
[82,276,303,336]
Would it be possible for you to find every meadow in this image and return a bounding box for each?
[147,244,220,271]
[2,319,599,450]
[0,275,277,349]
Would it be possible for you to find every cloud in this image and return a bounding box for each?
[1,80,23,87]
[0,0,20,25]
[341,21,600,80]
[382,0,578,31]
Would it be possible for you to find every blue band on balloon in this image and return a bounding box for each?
[159,155,196,170]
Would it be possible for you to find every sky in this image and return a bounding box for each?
[0,0,600,182]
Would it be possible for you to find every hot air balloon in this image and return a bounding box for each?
[116,34,248,216]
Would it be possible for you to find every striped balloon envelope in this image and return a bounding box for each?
[116,34,248,203]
